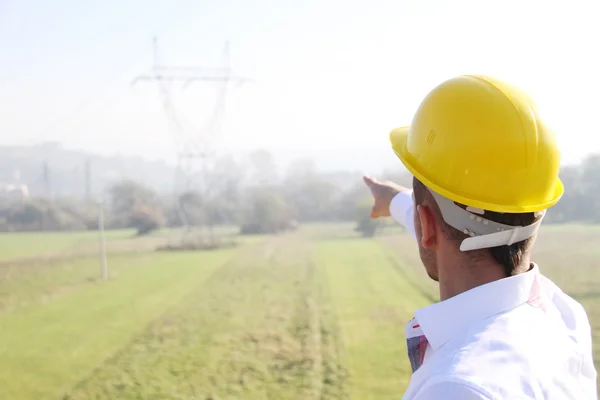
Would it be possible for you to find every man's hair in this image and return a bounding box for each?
[413,177,542,277]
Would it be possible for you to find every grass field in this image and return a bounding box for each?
[0,223,598,399]
[0,230,135,262]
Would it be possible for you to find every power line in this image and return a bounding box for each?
[22,2,194,201]
[35,0,193,144]
[133,36,250,186]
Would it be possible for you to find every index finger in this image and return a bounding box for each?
[363,175,377,188]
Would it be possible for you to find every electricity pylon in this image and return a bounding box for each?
[133,37,249,236]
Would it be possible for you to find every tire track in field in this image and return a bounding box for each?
[290,255,348,400]
[62,233,348,400]
[292,256,324,399]
[383,252,437,304]
[313,258,350,400]
[61,240,274,400]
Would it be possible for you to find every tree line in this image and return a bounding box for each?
[0,151,599,235]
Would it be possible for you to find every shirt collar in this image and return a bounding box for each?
[413,264,542,350]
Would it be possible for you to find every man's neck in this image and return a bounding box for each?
[438,255,531,301]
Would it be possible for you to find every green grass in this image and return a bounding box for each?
[63,235,348,399]
[0,230,134,261]
[0,249,236,400]
[0,223,598,399]
[0,226,240,264]
[316,238,431,398]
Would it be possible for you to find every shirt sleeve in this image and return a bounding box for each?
[390,189,416,239]
[413,381,494,400]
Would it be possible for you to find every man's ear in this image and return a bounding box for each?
[416,204,437,249]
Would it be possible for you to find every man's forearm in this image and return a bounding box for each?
[389,189,416,239]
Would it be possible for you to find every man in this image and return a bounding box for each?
[365,75,597,399]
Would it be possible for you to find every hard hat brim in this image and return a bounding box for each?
[389,126,564,213]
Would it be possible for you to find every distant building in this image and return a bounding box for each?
[0,183,30,201]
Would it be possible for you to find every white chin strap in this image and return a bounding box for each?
[428,189,545,252]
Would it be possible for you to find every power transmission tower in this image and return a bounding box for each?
[132,37,250,240]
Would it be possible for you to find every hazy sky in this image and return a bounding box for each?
[1,0,599,171]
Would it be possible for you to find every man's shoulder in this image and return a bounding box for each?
[416,280,596,399]
[540,273,592,344]
[451,273,592,354]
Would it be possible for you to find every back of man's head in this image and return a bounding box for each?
[412,177,543,277]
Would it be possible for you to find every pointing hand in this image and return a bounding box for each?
[363,176,409,219]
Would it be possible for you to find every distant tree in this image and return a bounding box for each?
[54,198,100,230]
[355,197,382,237]
[202,155,246,225]
[207,155,247,201]
[336,181,371,221]
[285,158,318,181]
[281,158,341,222]
[110,180,158,215]
[2,198,86,232]
[109,180,165,234]
[240,189,293,234]
[5,147,600,235]
[547,165,584,223]
[6,201,45,228]
[178,190,206,226]
[130,202,165,236]
[545,154,600,224]
[246,149,279,186]
[581,155,600,223]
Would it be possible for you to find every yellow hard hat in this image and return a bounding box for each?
[390,75,564,213]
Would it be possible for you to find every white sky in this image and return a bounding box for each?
[1,0,599,170]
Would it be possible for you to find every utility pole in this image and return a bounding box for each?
[98,200,108,281]
[43,161,51,199]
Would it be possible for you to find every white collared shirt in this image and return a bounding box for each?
[390,190,598,399]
